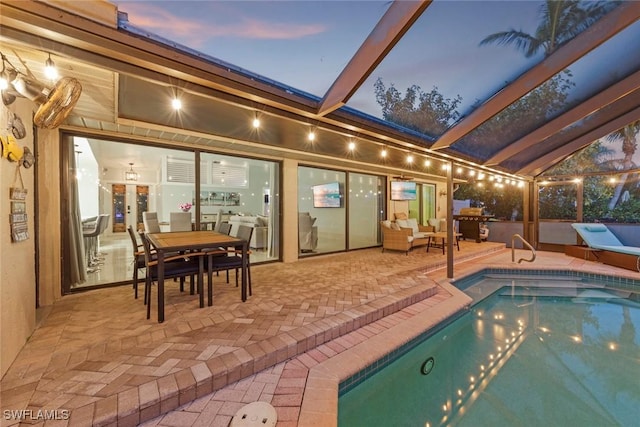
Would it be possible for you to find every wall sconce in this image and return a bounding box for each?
[125,162,138,181]
[439,190,447,197]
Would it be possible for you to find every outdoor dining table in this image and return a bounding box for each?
[146,230,249,323]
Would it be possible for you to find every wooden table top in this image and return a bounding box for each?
[146,230,244,251]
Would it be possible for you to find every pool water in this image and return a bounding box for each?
[338,279,640,426]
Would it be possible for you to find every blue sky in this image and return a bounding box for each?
[112,1,547,117]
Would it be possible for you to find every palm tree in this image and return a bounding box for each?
[605,120,640,211]
[479,0,619,58]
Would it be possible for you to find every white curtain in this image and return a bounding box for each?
[67,143,87,285]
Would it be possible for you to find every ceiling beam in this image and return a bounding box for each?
[430,1,640,150]
[316,0,431,116]
[485,69,640,166]
[517,105,640,177]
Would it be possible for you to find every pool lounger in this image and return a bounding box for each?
[571,223,640,272]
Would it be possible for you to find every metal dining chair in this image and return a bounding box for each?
[206,225,254,305]
[140,233,206,320]
[127,225,146,300]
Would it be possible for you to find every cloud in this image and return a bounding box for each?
[121,3,326,48]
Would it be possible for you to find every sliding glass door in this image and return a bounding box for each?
[61,134,280,292]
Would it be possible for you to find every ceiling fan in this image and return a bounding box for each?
[392,174,414,181]
[2,52,82,129]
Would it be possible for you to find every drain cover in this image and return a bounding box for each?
[230,401,277,427]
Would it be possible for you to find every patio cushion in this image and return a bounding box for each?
[381,220,392,229]
[428,218,441,232]
[406,218,420,234]
[394,212,408,220]
[585,224,608,232]
[572,223,623,248]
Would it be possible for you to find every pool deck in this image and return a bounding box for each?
[1,242,637,427]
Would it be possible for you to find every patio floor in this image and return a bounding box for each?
[1,241,635,427]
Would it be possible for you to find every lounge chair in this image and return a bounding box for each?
[571,223,640,272]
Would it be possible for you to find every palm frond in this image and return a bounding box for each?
[479,30,540,57]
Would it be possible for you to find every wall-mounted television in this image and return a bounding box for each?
[390,181,417,201]
[313,182,342,208]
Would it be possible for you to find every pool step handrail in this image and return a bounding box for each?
[511,234,536,264]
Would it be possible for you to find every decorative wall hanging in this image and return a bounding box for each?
[9,164,28,242]
[0,134,34,168]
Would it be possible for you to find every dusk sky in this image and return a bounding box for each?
[111,0,639,139]
[111,1,547,116]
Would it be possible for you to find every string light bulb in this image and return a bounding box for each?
[381,148,387,158]
[44,53,58,80]
[171,97,182,110]
[308,130,315,142]
[348,141,356,151]
[252,113,260,128]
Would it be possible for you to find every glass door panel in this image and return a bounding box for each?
[112,184,126,233]
[348,173,384,249]
[136,185,148,232]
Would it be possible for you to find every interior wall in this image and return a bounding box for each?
[0,99,37,378]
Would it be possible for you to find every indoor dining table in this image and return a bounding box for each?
[146,230,249,323]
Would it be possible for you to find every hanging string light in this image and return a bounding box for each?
[44,53,58,81]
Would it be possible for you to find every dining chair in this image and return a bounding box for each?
[218,221,232,235]
[140,233,206,320]
[127,225,146,300]
[206,225,254,304]
[209,221,233,283]
[170,212,192,232]
[143,211,161,233]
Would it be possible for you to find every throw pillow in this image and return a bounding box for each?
[406,218,419,234]
[390,222,401,231]
[394,212,408,220]
[381,220,392,229]
[396,219,409,229]
[428,218,441,232]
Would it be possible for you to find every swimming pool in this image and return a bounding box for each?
[338,272,640,426]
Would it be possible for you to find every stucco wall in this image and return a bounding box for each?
[1,99,36,378]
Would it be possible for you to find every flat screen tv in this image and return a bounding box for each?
[313,182,342,208]
[390,181,417,201]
